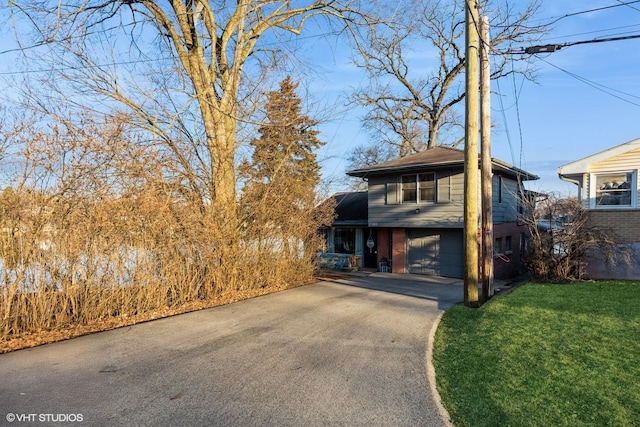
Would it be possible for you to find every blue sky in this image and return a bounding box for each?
[1,1,639,198]
[315,0,640,197]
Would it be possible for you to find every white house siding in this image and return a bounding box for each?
[590,147,640,172]
[585,148,640,208]
[581,174,589,207]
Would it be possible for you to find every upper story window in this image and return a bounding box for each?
[402,173,435,203]
[593,172,635,208]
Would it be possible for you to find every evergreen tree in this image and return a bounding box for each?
[240,76,328,257]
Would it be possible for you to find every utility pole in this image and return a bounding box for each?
[480,15,493,303]
[463,0,479,307]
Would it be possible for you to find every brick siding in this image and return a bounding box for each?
[493,222,529,279]
[587,209,640,243]
[391,228,406,273]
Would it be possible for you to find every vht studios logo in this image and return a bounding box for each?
[6,413,84,423]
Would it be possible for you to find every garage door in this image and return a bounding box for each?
[407,229,463,278]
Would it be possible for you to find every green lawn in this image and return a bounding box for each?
[433,281,640,427]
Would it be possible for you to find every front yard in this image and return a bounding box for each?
[433,281,640,427]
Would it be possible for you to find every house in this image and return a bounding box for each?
[319,191,378,271]
[323,146,539,279]
[558,138,640,279]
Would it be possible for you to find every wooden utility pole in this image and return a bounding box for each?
[480,15,494,303]
[464,0,479,307]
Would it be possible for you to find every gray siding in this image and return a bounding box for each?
[367,172,465,228]
[368,170,520,228]
[492,175,520,223]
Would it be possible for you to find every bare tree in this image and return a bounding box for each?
[349,0,545,166]
[8,0,375,249]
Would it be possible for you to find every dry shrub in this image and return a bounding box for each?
[0,113,331,345]
[519,195,631,282]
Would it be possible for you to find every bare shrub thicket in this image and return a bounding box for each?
[519,194,630,282]
[0,111,333,344]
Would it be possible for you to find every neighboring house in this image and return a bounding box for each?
[558,138,640,280]
[323,146,538,279]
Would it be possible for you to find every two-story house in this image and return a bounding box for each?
[324,146,538,279]
[558,138,640,280]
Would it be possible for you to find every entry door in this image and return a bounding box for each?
[362,228,378,269]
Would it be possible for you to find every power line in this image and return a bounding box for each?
[536,57,640,107]
[501,32,640,54]
[540,23,640,46]
[0,28,347,76]
[543,0,640,27]
[499,0,640,30]
[0,57,173,76]
[615,0,640,12]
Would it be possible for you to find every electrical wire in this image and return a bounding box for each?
[531,23,640,49]
[494,77,517,168]
[615,0,640,12]
[544,0,640,26]
[509,60,526,171]
[564,32,640,48]
[537,57,640,107]
[495,0,640,30]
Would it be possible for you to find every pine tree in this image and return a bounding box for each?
[240,76,327,257]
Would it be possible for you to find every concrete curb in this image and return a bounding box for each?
[426,311,454,427]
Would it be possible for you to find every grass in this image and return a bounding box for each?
[433,281,640,427]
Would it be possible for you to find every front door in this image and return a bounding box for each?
[362,228,378,268]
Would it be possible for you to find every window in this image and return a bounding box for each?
[334,228,356,254]
[594,172,633,207]
[498,176,503,204]
[520,233,528,259]
[401,175,417,203]
[419,173,435,202]
[505,236,512,254]
[401,173,435,203]
[495,237,502,254]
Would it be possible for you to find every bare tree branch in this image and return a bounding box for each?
[349,0,545,165]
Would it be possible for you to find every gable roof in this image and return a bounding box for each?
[347,146,538,181]
[558,138,640,175]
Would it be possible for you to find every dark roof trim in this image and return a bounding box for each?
[347,147,538,181]
[491,158,539,181]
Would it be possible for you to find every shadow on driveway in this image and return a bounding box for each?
[325,272,463,311]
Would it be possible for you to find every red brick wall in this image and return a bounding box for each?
[391,228,406,273]
[587,210,640,243]
[376,228,390,260]
[493,222,529,279]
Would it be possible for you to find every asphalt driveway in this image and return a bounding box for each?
[0,273,462,426]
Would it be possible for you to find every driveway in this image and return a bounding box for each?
[0,274,462,426]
